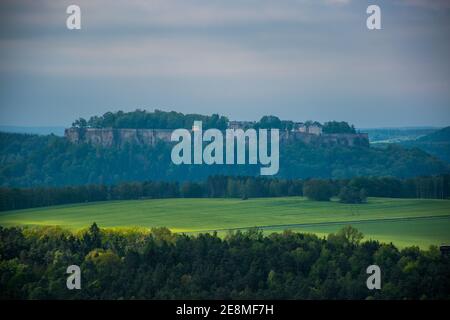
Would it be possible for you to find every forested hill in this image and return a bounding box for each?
[417,126,450,142]
[401,126,450,163]
[0,132,448,187]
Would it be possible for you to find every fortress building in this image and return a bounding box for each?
[228,121,256,130]
[293,122,323,135]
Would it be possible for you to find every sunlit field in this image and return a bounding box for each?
[1,197,449,248]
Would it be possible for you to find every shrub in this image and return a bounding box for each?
[303,180,333,201]
[339,186,367,204]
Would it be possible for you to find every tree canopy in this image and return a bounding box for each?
[323,121,356,134]
[1,225,449,299]
[72,109,229,130]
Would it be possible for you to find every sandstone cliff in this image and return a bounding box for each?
[65,128,369,148]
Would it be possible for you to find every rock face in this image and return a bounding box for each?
[65,128,369,148]
[64,128,173,147]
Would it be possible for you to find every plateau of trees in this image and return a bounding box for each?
[71,110,360,135]
[1,175,449,212]
[253,115,296,131]
[0,224,449,299]
[322,121,356,134]
[72,109,229,130]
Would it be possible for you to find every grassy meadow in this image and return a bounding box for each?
[0,197,449,248]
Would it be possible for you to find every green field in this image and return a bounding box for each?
[0,197,449,248]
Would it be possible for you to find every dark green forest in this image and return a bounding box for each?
[1,175,449,212]
[72,109,230,130]
[0,132,448,188]
[1,224,449,299]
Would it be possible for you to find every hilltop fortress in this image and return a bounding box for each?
[65,121,369,148]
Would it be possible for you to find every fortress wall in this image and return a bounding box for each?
[65,128,369,148]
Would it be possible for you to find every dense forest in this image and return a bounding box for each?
[72,110,230,130]
[1,175,449,212]
[71,109,356,134]
[1,224,449,299]
[1,131,448,188]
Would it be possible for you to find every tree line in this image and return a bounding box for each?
[1,175,449,211]
[73,109,229,130]
[1,224,449,299]
[71,109,356,134]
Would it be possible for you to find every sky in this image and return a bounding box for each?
[0,0,449,128]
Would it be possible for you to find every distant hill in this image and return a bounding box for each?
[0,126,65,136]
[0,131,448,187]
[401,126,450,163]
[361,127,439,143]
[417,126,450,142]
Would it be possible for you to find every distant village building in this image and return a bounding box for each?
[228,121,256,130]
[293,122,322,135]
[228,120,322,135]
[308,124,323,135]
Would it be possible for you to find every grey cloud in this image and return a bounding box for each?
[0,0,449,127]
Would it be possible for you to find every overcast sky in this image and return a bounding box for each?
[0,0,449,128]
